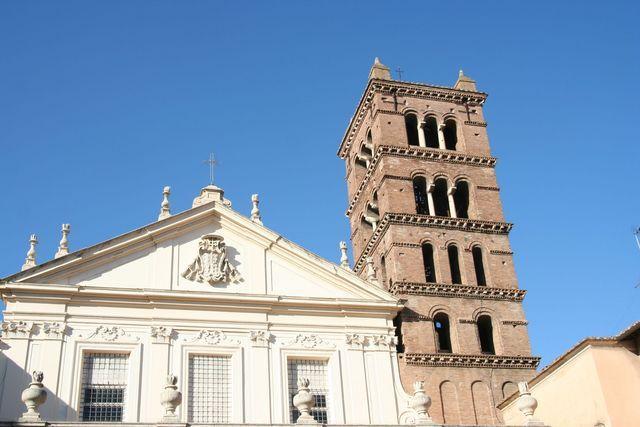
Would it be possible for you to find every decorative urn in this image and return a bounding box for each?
[292,377,317,424]
[160,374,182,421]
[20,371,47,421]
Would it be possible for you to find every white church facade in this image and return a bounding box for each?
[0,185,433,425]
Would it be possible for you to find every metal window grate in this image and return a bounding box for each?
[188,354,232,423]
[80,352,129,422]
[288,359,330,424]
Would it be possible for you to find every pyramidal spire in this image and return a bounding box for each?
[454,68,477,91]
[369,57,392,80]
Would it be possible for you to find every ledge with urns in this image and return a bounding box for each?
[339,78,488,158]
[354,213,513,273]
[401,352,540,369]
[346,144,497,217]
[389,281,526,302]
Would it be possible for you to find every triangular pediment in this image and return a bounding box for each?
[3,201,395,303]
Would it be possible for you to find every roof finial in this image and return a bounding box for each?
[459,69,464,78]
[365,256,378,284]
[55,224,71,259]
[22,234,38,271]
[369,57,392,80]
[339,241,350,269]
[250,194,262,225]
[158,186,171,220]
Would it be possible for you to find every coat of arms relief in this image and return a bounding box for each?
[182,234,241,285]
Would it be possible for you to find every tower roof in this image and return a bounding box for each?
[454,69,477,91]
[368,57,392,80]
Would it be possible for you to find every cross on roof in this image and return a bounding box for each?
[203,153,218,185]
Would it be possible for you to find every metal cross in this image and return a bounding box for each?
[203,153,218,185]
[396,67,404,80]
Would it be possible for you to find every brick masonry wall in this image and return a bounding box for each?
[340,76,537,425]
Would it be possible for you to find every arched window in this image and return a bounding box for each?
[380,255,388,288]
[453,181,470,219]
[477,315,495,354]
[393,314,404,353]
[434,312,452,353]
[361,215,373,231]
[443,119,457,150]
[447,245,462,284]
[366,129,373,146]
[423,116,439,148]
[432,178,450,217]
[413,176,429,215]
[472,246,487,286]
[422,243,437,282]
[405,113,420,147]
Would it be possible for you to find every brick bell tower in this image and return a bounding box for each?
[338,58,540,425]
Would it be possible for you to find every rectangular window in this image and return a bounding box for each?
[287,359,330,424]
[80,352,129,422]
[188,354,231,423]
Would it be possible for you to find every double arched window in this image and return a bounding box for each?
[403,113,459,151]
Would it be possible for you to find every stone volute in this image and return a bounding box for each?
[160,374,182,422]
[292,377,318,424]
[516,382,545,426]
[409,381,435,425]
[19,371,47,422]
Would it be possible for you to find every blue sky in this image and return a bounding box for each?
[1,1,638,366]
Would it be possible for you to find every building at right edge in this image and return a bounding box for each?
[338,58,541,425]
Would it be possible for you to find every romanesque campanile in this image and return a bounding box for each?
[338,59,540,425]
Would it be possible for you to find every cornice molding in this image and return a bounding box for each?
[389,282,526,302]
[402,353,540,369]
[338,79,488,159]
[346,145,497,217]
[353,213,513,273]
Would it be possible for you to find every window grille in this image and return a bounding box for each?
[288,359,330,424]
[80,352,129,422]
[188,354,232,423]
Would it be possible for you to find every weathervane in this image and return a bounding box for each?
[203,153,218,185]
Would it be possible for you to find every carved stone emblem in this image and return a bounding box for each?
[182,234,241,285]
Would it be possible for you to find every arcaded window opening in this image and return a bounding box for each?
[422,243,437,282]
[393,315,404,353]
[443,119,457,150]
[453,181,470,219]
[380,255,388,288]
[472,246,487,286]
[423,116,439,148]
[447,245,462,284]
[434,312,452,353]
[477,315,495,354]
[433,178,450,217]
[405,113,420,147]
[413,176,429,215]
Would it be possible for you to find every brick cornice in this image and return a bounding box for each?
[346,144,497,217]
[389,282,526,302]
[338,79,488,159]
[402,353,540,369]
[354,213,513,273]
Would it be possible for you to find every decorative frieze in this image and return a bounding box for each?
[1,321,33,338]
[150,326,174,343]
[354,213,513,273]
[84,325,137,342]
[402,353,540,369]
[502,320,529,326]
[371,334,398,349]
[190,329,240,346]
[249,330,272,347]
[346,145,497,217]
[345,333,367,348]
[477,185,500,191]
[389,281,526,302]
[491,249,514,256]
[284,334,335,349]
[464,120,487,127]
[42,322,65,338]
